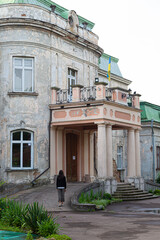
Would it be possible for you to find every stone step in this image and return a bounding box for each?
[116,187,139,191]
[113,183,158,201]
[113,193,156,199]
[117,195,159,201]
[113,191,150,196]
[115,189,143,193]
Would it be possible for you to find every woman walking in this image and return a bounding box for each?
[56,170,67,207]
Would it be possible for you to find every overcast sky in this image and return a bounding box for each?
[53,0,160,105]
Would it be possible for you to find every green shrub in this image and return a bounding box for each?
[0,198,7,218]
[23,202,49,233]
[156,174,160,184]
[47,234,72,240]
[153,189,160,195]
[25,231,33,240]
[78,192,85,203]
[1,199,26,228]
[148,190,153,193]
[38,217,60,237]
[103,193,112,200]
[91,199,109,207]
[89,189,94,201]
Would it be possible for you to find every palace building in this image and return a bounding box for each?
[0,0,142,191]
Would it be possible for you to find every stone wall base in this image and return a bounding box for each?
[125,177,144,190]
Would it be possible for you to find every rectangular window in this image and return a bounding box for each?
[117,146,123,169]
[13,57,34,92]
[157,146,160,169]
[68,68,77,96]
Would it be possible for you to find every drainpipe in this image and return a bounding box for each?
[151,119,155,182]
[31,110,52,186]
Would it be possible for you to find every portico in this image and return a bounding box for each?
[49,83,142,191]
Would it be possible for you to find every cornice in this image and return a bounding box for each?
[0,41,99,68]
[0,18,103,56]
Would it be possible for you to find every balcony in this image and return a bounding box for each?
[51,83,140,109]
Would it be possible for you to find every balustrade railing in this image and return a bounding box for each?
[54,85,140,108]
[56,89,70,104]
[80,86,96,101]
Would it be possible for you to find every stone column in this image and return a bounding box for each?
[84,130,89,178]
[127,128,136,177]
[97,123,107,178]
[106,124,113,177]
[57,127,64,173]
[135,129,141,177]
[50,126,56,183]
[90,131,95,181]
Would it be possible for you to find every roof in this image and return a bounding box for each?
[0,0,95,30]
[140,101,160,123]
[99,53,123,77]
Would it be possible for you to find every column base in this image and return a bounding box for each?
[104,177,117,194]
[125,177,144,190]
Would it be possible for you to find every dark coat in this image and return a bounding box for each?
[56,176,66,189]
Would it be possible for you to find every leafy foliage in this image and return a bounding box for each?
[1,199,26,228]
[25,230,33,240]
[156,174,160,184]
[78,190,121,209]
[47,234,72,240]
[153,189,160,195]
[37,217,60,237]
[23,202,49,233]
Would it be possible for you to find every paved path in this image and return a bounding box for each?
[9,182,88,212]
[9,184,160,240]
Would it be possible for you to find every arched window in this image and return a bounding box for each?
[11,130,33,169]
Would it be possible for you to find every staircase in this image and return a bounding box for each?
[112,183,158,201]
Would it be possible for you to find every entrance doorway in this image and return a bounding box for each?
[66,133,78,182]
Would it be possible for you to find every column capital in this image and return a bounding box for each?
[94,121,113,126]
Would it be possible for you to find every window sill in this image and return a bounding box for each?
[5,168,38,172]
[8,92,39,97]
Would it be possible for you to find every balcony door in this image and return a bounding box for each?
[66,133,78,182]
[68,68,77,101]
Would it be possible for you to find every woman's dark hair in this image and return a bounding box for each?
[58,170,64,179]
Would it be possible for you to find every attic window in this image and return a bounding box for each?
[50,5,56,12]
[82,22,88,29]
[69,16,74,27]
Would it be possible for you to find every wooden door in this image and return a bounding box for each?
[66,133,78,182]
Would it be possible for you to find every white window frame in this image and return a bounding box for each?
[13,57,34,92]
[11,130,34,169]
[117,146,123,170]
[68,68,77,101]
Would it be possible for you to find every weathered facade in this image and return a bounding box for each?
[0,0,142,190]
[140,102,160,180]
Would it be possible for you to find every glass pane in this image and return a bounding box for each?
[23,143,31,167]
[12,143,21,167]
[23,131,31,141]
[71,79,75,85]
[24,59,32,67]
[68,78,70,88]
[68,69,70,75]
[24,69,32,92]
[13,132,21,141]
[14,59,22,67]
[71,70,75,77]
[15,69,22,91]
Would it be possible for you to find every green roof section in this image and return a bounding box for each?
[0,0,95,30]
[99,53,123,77]
[140,101,160,123]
